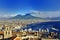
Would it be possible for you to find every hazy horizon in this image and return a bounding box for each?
[0,0,60,18]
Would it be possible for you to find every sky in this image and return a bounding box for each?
[0,0,60,18]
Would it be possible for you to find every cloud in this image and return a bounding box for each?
[30,10,60,18]
[0,14,17,18]
[0,11,17,18]
[0,10,60,18]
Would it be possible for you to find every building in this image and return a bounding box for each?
[4,25,12,38]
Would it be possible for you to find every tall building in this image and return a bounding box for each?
[4,25,12,38]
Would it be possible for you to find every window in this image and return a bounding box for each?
[6,31,7,34]
[8,32,10,34]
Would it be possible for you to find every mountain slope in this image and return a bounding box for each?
[9,14,42,19]
[9,13,60,20]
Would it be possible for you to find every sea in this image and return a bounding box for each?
[22,21,60,34]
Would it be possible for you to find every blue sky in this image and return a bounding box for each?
[0,0,60,18]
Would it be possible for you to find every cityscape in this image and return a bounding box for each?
[0,20,60,40]
[0,0,60,40]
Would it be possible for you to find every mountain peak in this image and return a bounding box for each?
[9,13,41,19]
[24,13,32,16]
[16,14,22,17]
